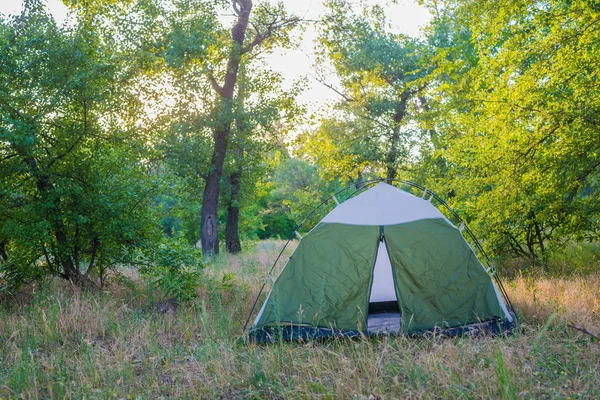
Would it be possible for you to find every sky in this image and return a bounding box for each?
[0,0,431,115]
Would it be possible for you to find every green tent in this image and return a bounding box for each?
[248,182,514,342]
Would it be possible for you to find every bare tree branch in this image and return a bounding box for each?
[567,323,600,341]
[314,75,357,102]
[241,16,301,54]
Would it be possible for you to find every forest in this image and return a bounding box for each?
[0,0,599,398]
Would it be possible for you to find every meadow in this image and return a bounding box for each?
[0,240,598,399]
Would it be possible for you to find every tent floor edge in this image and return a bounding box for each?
[405,316,517,338]
[246,317,516,344]
[247,326,364,344]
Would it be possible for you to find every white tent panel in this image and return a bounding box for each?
[492,281,513,322]
[369,240,397,303]
[252,290,271,327]
[321,182,449,226]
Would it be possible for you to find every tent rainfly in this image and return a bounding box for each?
[247,182,515,343]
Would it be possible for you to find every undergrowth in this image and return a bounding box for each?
[0,240,598,399]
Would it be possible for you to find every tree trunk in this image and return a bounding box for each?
[26,156,83,283]
[54,229,82,282]
[0,239,8,263]
[200,0,253,255]
[385,125,401,181]
[534,218,545,255]
[385,89,411,180]
[225,168,242,253]
[418,94,437,142]
[224,62,248,255]
[200,121,229,255]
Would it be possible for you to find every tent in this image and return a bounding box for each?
[246,181,515,343]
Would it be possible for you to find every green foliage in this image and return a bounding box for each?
[142,0,303,251]
[1,0,597,293]
[0,2,159,290]
[218,64,304,244]
[421,0,600,260]
[253,201,297,240]
[140,237,204,303]
[296,118,380,183]
[310,0,600,267]
[265,157,342,232]
[315,0,433,180]
[495,347,516,400]
[502,242,600,278]
[544,243,600,277]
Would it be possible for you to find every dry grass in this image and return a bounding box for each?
[0,240,599,399]
[508,273,600,333]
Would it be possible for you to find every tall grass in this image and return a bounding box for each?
[0,241,598,398]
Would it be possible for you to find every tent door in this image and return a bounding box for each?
[367,237,401,333]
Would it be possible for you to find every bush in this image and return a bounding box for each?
[498,242,600,278]
[543,242,600,277]
[0,4,158,288]
[140,238,205,303]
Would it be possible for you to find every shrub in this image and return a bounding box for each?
[139,238,205,303]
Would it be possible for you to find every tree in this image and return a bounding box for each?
[296,118,382,185]
[316,0,432,181]
[197,0,253,255]
[199,0,301,255]
[422,0,600,259]
[222,60,302,253]
[150,0,299,255]
[0,2,157,288]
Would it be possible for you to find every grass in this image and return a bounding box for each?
[0,240,599,399]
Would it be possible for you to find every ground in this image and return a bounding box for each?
[0,240,598,399]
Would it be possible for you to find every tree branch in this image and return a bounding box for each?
[47,99,89,169]
[0,152,18,164]
[314,75,357,102]
[83,238,99,278]
[207,70,224,96]
[567,323,600,341]
[576,159,600,184]
[241,16,301,54]
[232,0,241,16]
